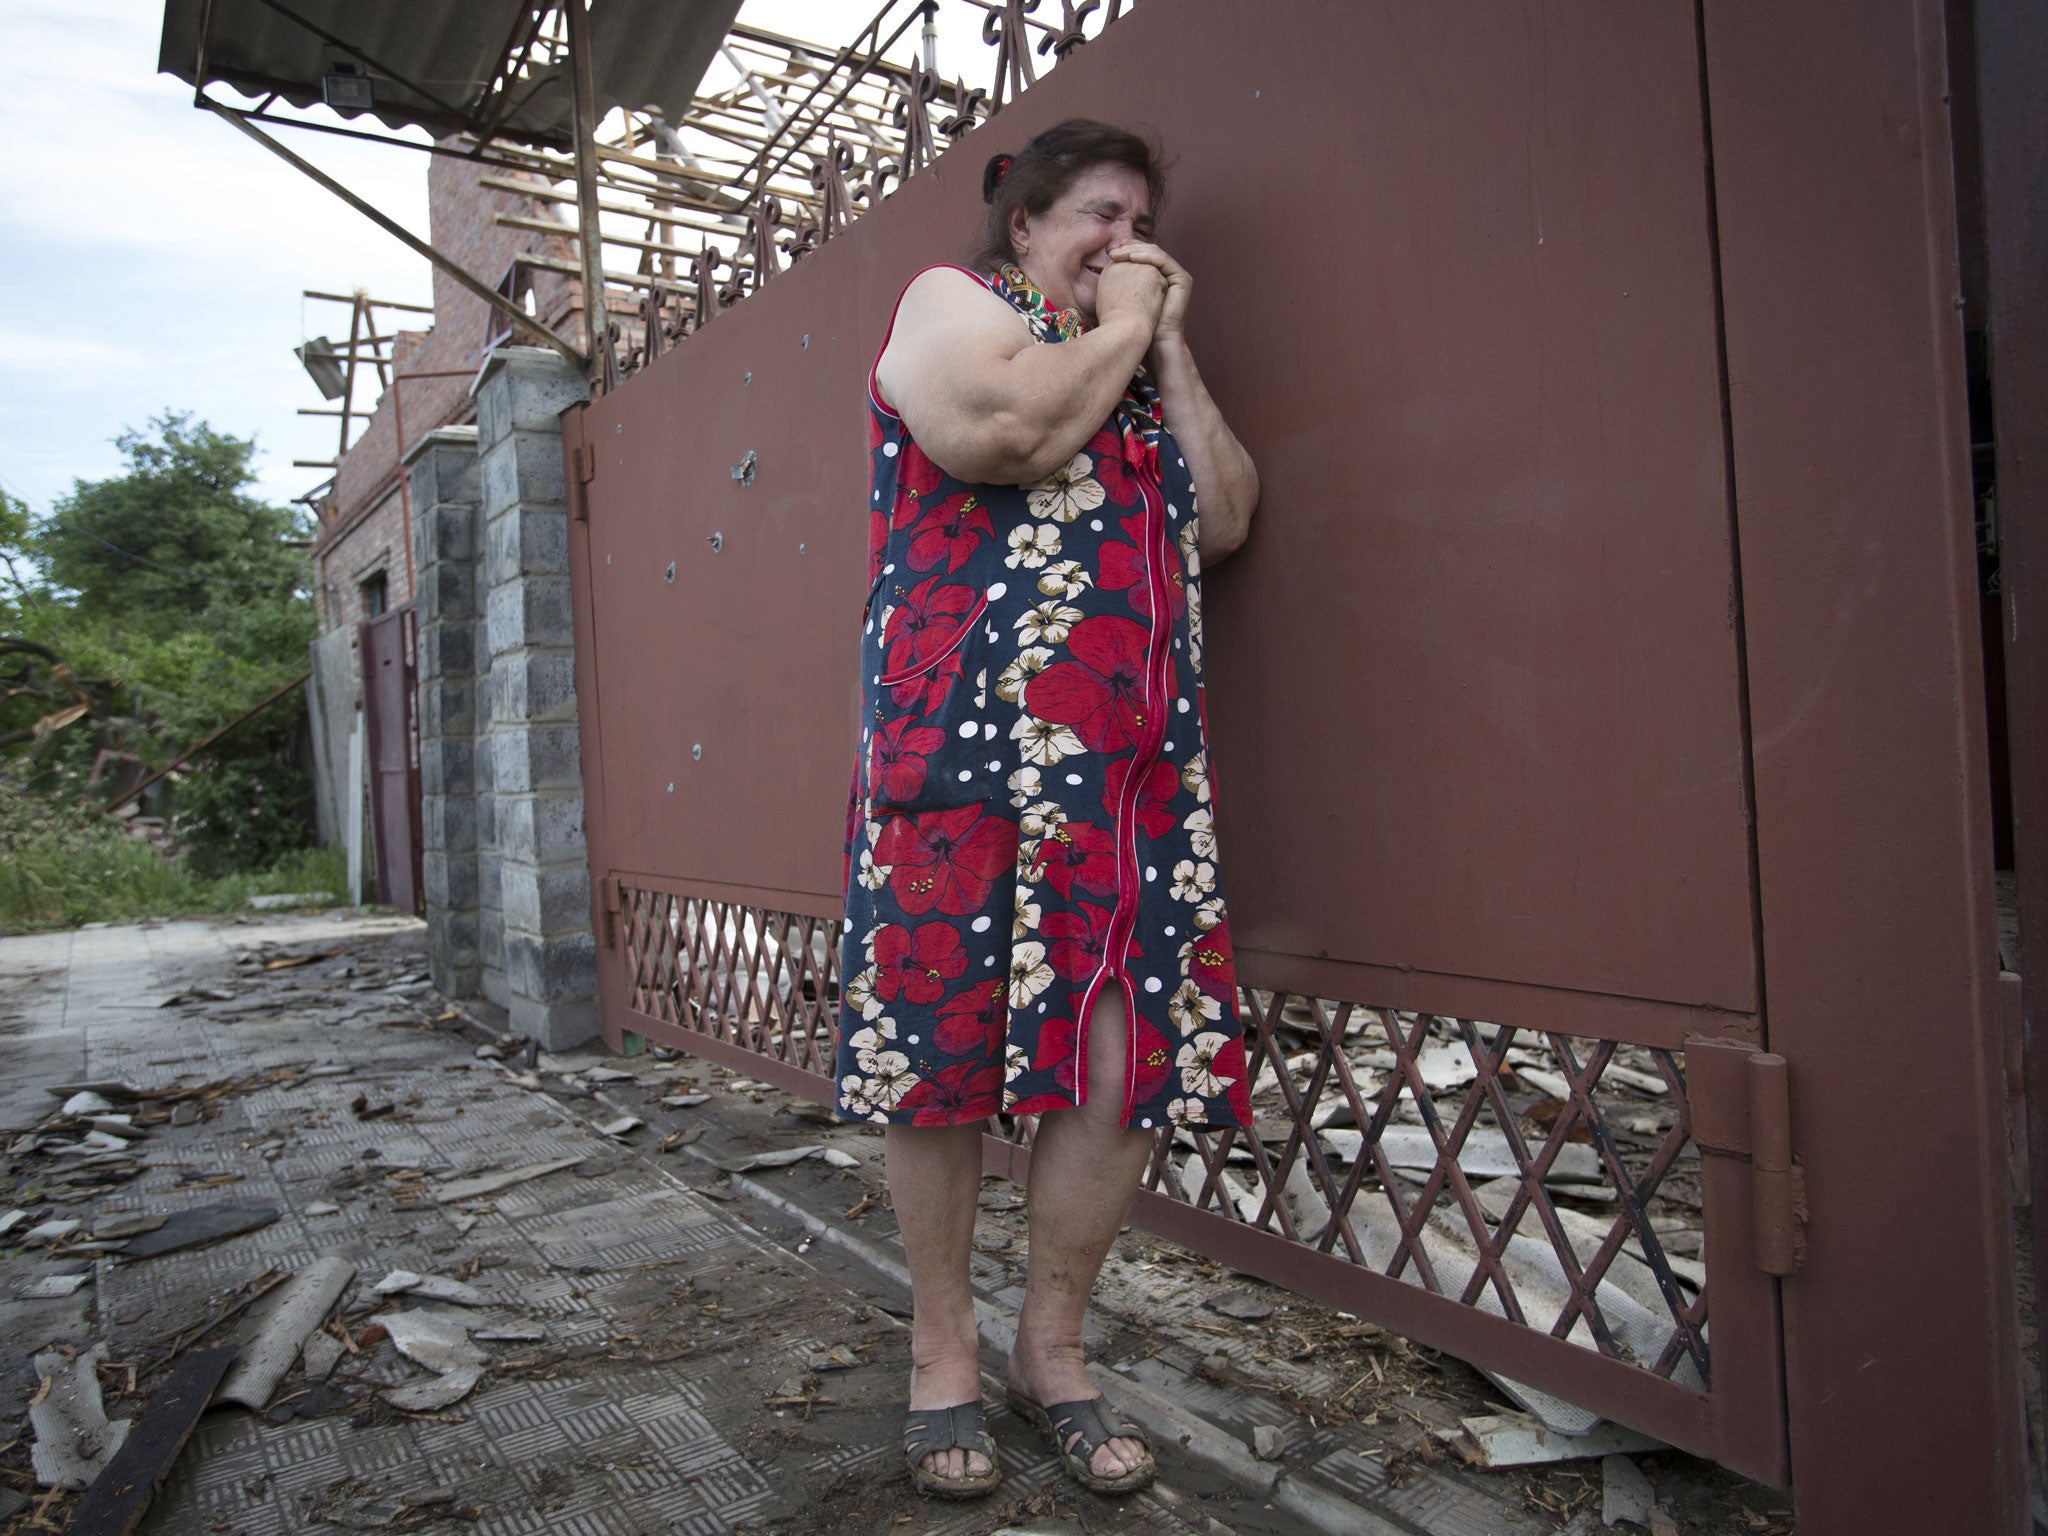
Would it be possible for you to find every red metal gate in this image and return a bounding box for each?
[562,2,2023,1523]
[360,605,422,916]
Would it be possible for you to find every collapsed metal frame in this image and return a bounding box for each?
[291,289,439,479]
[187,0,1143,428]
[189,0,595,372]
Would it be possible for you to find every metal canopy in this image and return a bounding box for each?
[159,0,743,148]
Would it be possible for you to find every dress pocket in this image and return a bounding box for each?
[869,593,1000,814]
[877,593,988,688]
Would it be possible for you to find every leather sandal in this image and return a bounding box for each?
[1006,1387,1155,1494]
[902,1401,1000,1499]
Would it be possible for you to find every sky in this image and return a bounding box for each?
[0,0,924,522]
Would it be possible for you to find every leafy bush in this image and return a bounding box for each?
[173,705,316,879]
[0,783,346,933]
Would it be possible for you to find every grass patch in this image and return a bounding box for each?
[0,826,348,934]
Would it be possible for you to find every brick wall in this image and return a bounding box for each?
[315,486,408,645]
[311,142,582,652]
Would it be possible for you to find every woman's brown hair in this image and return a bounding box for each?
[969,118,1168,273]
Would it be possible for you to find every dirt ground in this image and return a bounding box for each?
[1,913,1798,1535]
[637,1048,1796,1536]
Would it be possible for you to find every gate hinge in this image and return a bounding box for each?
[571,443,596,522]
[598,873,621,948]
[1687,1038,1808,1277]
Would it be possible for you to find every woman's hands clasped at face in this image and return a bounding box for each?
[1091,250,1168,340]
[1106,241,1192,346]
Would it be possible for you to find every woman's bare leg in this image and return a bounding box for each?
[1008,984,1156,1479]
[885,1120,993,1482]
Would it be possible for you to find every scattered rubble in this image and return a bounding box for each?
[119,1202,278,1259]
[28,1345,131,1489]
[1602,1453,1659,1528]
[379,1308,487,1411]
[1442,1410,1666,1469]
[18,1273,91,1300]
[370,1269,490,1307]
[430,1155,584,1203]
[301,1328,346,1380]
[716,1143,861,1174]
[1207,1288,1276,1322]
[216,1257,356,1409]
[57,1347,234,1534]
[0,913,1789,1536]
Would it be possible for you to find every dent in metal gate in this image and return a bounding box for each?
[562,0,2023,1514]
[359,606,422,917]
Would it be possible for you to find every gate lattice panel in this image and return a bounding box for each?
[619,886,843,1082]
[612,881,1710,1411]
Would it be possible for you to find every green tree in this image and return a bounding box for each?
[0,488,32,624]
[37,414,308,627]
[4,415,317,875]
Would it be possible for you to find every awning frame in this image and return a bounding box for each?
[188,0,592,368]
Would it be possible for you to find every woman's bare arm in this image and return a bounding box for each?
[1108,242,1258,565]
[875,265,1162,485]
[1146,337,1259,565]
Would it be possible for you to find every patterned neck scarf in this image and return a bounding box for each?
[993,262,1164,474]
[995,261,1087,341]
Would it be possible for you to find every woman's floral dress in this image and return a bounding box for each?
[834,262,1253,1133]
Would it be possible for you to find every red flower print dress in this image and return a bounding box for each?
[836,262,1253,1133]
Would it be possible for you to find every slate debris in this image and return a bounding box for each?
[264,1382,356,1424]
[1602,1453,1658,1528]
[91,1213,165,1241]
[1206,1288,1276,1322]
[19,1273,92,1299]
[28,1346,130,1490]
[118,1203,279,1259]
[379,1308,487,1411]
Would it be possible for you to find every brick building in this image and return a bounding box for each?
[303,147,583,880]
[308,149,580,653]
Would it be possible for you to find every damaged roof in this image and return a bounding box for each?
[158,0,744,148]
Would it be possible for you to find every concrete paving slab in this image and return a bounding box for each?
[0,915,1294,1535]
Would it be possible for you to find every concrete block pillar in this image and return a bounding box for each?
[406,426,481,999]
[473,348,596,1049]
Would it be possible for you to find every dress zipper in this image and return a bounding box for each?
[1102,456,1175,1122]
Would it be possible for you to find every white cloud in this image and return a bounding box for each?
[0,0,431,512]
[0,330,149,382]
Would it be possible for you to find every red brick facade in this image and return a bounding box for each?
[310,145,582,661]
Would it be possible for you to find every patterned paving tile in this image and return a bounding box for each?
[9,916,1245,1536]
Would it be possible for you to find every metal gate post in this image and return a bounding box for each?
[1973,0,2048,1485]
[1702,0,2028,1528]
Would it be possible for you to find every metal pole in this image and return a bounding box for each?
[564,0,606,377]
[390,364,414,600]
[338,292,363,461]
[203,100,587,370]
[105,669,313,814]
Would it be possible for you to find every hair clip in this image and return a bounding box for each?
[981,153,1015,204]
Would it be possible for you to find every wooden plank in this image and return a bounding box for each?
[62,1347,234,1536]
